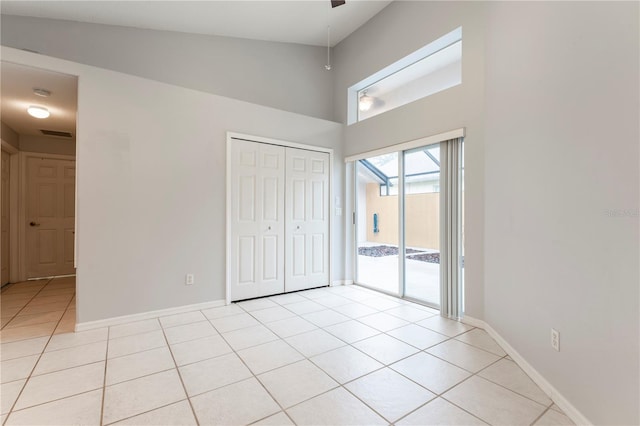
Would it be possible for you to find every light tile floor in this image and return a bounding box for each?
[0,283,576,426]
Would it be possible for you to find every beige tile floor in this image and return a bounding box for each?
[0,283,575,426]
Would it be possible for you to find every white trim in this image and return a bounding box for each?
[1,141,20,283]
[225,135,232,305]
[459,315,485,328]
[331,280,354,286]
[19,151,75,161]
[351,162,358,286]
[1,140,19,155]
[344,128,465,163]
[27,273,76,281]
[228,132,333,154]
[225,132,334,303]
[75,299,226,332]
[397,150,405,297]
[461,316,592,426]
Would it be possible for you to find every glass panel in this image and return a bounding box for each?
[356,153,400,295]
[357,40,462,122]
[403,145,440,305]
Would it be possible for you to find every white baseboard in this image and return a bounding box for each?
[461,316,591,426]
[331,280,354,286]
[75,299,226,332]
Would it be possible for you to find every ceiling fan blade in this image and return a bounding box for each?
[331,0,346,8]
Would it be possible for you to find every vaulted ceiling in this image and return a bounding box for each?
[0,1,393,47]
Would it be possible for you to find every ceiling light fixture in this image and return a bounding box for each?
[27,106,50,119]
[359,91,374,112]
[33,88,51,97]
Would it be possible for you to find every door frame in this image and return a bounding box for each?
[347,128,465,310]
[19,151,76,281]
[1,140,19,284]
[225,132,334,305]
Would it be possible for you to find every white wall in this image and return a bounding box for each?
[19,134,75,156]
[1,121,19,149]
[0,47,343,325]
[335,1,639,423]
[333,1,487,319]
[1,15,334,121]
[483,3,639,425]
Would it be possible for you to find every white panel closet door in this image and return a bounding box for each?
[285,148,330,292]
[230,140,285,301]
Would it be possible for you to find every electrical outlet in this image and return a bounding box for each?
[185,274,195,285]
[551,328,560,351]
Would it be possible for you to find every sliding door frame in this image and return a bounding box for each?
[347,128,465,313]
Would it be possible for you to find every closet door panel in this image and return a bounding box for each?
[292,234,306,276]
[285,148,330,292]
[230,140,285,301]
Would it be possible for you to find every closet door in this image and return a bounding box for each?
[285,148,330,292]
[230,140,285,301]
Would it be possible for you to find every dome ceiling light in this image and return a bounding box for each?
[27,106,50,119]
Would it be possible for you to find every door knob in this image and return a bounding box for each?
[296,226,301,230]
[30,221,40,227]
[267,226,272,230]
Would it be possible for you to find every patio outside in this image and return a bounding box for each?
[357,242,441,303]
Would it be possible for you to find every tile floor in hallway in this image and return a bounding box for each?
[0,283,575,425]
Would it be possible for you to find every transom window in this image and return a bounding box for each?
[348,27,462,124]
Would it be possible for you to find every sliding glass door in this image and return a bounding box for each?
[403,145,441,305]
[355,153,400,295]
[354,138,463,312]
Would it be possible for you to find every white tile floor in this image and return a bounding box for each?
[0,283,576,426]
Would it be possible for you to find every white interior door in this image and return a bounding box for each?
[230,140,285,301]
[285,148,330,292]
[26,157,76,279]
[1,150,10,285]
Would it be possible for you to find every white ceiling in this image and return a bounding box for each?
[0,0,393,47]
[1,62,78,139]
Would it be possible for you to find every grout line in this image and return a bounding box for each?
[107,328,165,343]
[40,336,108,356]
[205,315,291,425]
[529,405,552,426]
[100,365,176,388]
[5,387,104,418]
[158,317,201,426]
[101,399,190,426]
[104,341,166,362]
[472,366,553,408]
[26,354,106,379]
[99,325,110,426]
[1,278,52,331]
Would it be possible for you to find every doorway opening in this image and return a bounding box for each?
[1,61,78,335]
